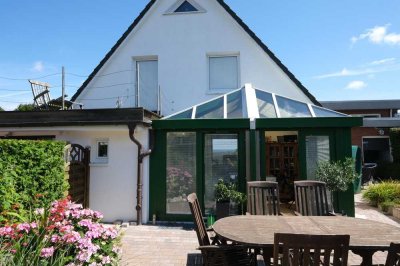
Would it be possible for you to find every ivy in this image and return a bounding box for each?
[0,139,68,223]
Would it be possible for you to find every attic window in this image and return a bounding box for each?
[175,1,198,12]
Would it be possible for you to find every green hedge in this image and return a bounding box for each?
[390,128,400,163]
[0,139,68,222]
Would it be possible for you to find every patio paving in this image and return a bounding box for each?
[120,193,400,266]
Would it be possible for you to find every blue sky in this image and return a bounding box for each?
[0,0,399,110]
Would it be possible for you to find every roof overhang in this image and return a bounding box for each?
[321,100,400,110]
[0,108,159,128]
[362,118,400,128]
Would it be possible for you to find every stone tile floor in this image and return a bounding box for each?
[120,193,400,266]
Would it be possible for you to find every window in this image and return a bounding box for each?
[175,1,198,12]
[165,0,205,14]
[93,139,109,164]
[135,59,158,112]
[209,56,239,91]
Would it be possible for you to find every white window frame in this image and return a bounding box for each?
[164,0,206,15]
[207,53,240,94]
[93,138,109,164]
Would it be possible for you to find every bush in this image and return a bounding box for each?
[0,198,121,265]
[390,128,400,163]
[0,139,68,224]
[315,157,358,192]
[362,181,400,206]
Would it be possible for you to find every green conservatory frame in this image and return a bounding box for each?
[149,86,362,221]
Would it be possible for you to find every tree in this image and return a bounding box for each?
[0,106,4,111]
[14,104,35,111]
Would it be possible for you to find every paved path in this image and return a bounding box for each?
[120,193,400,265]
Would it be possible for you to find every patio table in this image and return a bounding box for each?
[213,215,400,266]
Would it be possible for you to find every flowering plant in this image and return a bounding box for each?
[0,198,120,265]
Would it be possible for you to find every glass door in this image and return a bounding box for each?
[204,134,239,214]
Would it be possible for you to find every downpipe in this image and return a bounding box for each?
[128,123,152,225]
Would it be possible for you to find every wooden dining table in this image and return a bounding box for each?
[213,215,400,266]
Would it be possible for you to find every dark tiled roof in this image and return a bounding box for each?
[71,0,320,106]
[0,108,158,127]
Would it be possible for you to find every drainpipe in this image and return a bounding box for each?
[128,123,153,225]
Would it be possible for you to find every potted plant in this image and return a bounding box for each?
[315,157,358,213]
[214,179,245,219]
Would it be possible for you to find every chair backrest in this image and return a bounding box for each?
[29,80,52,110]
[385,242,400,266]
[247,181,280,215]
[187,193,211,247]
[273,233,350,266]
[294,180,330,216]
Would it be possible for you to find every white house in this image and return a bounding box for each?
[4,0,327,224]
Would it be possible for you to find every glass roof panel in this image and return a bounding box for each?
[195,97,224,119]
[226,90,243,118]
[313,106,347,117]
[167,108,193,119]
[255,90,277,118]
[276,96,311,118]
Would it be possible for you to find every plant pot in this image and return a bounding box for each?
[216,201,230,220]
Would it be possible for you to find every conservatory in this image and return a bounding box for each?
[149,84,362,221]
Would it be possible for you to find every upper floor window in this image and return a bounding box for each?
[165,0,205,15]
[209,56,239,91]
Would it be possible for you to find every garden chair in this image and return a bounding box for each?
[29,79,73,110]
[187,193,255,266]
[273,233,350,266]
[385,242,400,266]
[294,181,334,216]
[247,181,281,215]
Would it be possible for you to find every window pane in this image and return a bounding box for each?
[166,132,196,214]
[174,1,198,12]
[209,56,238,90]
[276,96,311,118]
[97,142,108,158]
[256,90,277,118]
[226,90,243,118]
[195,97,224,119]
[137,60,158,111]
[313,106,346,117]
[204,134,239,215]
[168,108,193,119]
[306,136,330,179]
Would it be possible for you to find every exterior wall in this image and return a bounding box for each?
[351,127,389,148]
[76,0,313,115]
[0,125,150,224]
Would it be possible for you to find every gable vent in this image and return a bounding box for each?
[175,1,198,13]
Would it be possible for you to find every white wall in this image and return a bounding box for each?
[0,125,150,224]
[76,0,313,115]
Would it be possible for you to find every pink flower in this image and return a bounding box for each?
[51,234,60,243]
[16,223,31,233]
[34,208,44,215]
[0,226,14,237]
[103,227,118,239]
[30,222,37,229]
[77,250,91,262]
[40,247,54,258]
[93,211,103,219]
[78,219,92,228]
[62,231,81,243]
[102,255,111,264]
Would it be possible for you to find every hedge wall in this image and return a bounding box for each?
[0,139,68,221]
[390,128,400,163]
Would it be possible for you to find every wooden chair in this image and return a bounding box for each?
[294,181,333,216]
[29,80,73,110]
[273,233,350,266]
[247,181,281,215]
[385,242,400,266]
[187,193,255,266]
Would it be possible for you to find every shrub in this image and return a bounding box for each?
[0,139,68,224]
[362,181,400,206]
[315,157,358,192]
[0,198,121,265]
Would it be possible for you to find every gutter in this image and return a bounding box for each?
[128,123,153,225]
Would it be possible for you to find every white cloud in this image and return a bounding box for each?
[345,81,367,90]
[368,58,396,66]
[31,61,45,72]
[352,24,400,45]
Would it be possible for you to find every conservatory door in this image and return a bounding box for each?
[204,134,239,214]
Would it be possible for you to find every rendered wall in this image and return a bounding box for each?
[76,0,313,115]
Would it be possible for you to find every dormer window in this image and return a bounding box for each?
[175,1,198,13]
[165,0,206,15]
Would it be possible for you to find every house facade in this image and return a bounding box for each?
[322,100,400,164]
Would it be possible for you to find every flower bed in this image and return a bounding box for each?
[0,198,120,265]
